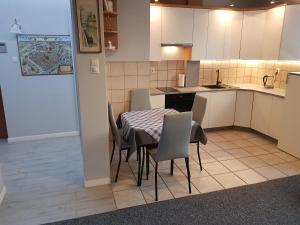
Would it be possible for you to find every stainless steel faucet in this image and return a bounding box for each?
[216,69,222,86]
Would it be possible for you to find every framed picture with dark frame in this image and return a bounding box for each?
[75,0,102,53]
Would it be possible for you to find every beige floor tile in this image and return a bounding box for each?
[208,150,235,161]
[257,154,285,165]
[216,141,240,150]
[225,148,251,158]
[235,169,267,184]
[159,166,186,183]
[247,137,273,146]
[213,173,246,188]
[274,163,300,176]
[141,184,173,203]
[290,160,300,169]
[201,143,223,152]
[254,166,287,180]
[243,146,269,156]
[206,133,227,143]
[231,139,257,148]
[192,152,216,164]
[236,131,258,139]
[220,159,249,172]
[203,161,230,175]
[192,176,224,193]
[219,133,242,141]
[166,180,199,198]
[111,178,137,192]
[240,156,268,168]
[113,188,146,209]
[180,163,210,179]
[260,144,282,153]
[274,152,298,162]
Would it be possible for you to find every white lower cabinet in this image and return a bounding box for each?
[209,91,236,128]
[150,95,165,109]
[251,92,283,139]
[234,91,254,127]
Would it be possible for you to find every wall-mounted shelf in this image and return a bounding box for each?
[103,0,118,51]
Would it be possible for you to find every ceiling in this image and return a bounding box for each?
[150,0,300,8]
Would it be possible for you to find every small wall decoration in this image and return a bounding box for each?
[75,0,102,53]
[17,34,73,76]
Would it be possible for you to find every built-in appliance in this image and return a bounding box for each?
[165,92,195,112]
[157,87,179,93]
[278,72,300,158]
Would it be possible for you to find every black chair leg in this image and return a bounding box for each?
[125,149,130,162]
[137,147,141,185]
[155,162,158,201]
[115,150,122,182]
[110,140,116,164]
[197,141,203,171]
[139,147,145,186]
[146,151,149,180]
[170,160,174,176]
[185,157,191,194]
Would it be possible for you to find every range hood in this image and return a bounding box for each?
[161,43,193,47]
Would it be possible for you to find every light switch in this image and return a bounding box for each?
[90,58,100,74]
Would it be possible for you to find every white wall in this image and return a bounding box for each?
[71,0,110,185]
[0,0,79,139]
[105,0,150,61]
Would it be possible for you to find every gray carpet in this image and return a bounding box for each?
[44,175,300,225]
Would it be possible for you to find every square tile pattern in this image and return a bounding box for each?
[1,129,300,225]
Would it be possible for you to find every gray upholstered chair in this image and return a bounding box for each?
[108,103,130,182]
[190,95,207,171]
[130,89,152,111]
[146,112,193,201]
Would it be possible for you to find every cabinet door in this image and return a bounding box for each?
[280,5,300,60]
[150,95,165,109]
[161,7,194,44]
[269,96,284,139]
[262,6,285,60]
[206,10,226,60]
[251,92,272,135]
[192,9,209,60]
[234,91,253,128]
[240,11,266,59]
[223,11,243,60]
[194,92,211,129]
[209,91,236,128]
[150,6,161,61]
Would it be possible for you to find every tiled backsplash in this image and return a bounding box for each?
[106,60,300,116]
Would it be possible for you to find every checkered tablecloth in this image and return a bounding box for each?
[121,108,178,142]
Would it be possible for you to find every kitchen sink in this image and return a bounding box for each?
[202,84,227,89]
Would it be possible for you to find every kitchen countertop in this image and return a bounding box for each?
[150,83,286,98]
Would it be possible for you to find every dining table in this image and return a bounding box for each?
[117,108,207,186]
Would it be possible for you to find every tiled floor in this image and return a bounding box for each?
[1,129,300,225]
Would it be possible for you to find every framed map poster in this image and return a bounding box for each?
[17,34,73,76]
[75,0,102,53]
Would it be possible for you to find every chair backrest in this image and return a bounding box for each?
[155,112,192,162]
[192,95,207,125]
[130,89,151,111]
[108,102,122,147]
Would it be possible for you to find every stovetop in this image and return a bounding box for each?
[157,87,179,93]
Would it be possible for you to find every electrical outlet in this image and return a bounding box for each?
[151,67,156,74]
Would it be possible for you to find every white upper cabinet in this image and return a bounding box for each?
[206,10,227,60]
[280,5,300,60]
[240,10,267,59]
[161,7,194,44]
[150,6,162,61]
[191,9,209,60]
[262,6,285,60]
[223,11,244,60]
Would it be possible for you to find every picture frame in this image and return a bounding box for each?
[75,0,102,53]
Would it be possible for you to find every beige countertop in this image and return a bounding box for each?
[151,83,285,98]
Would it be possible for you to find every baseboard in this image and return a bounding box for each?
[84,177,111,187]
[0,186,6,205]
[7,131,80,143]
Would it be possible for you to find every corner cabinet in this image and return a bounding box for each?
[234,91,254,127]
[161,7,194,44]
[280,5,300,60]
